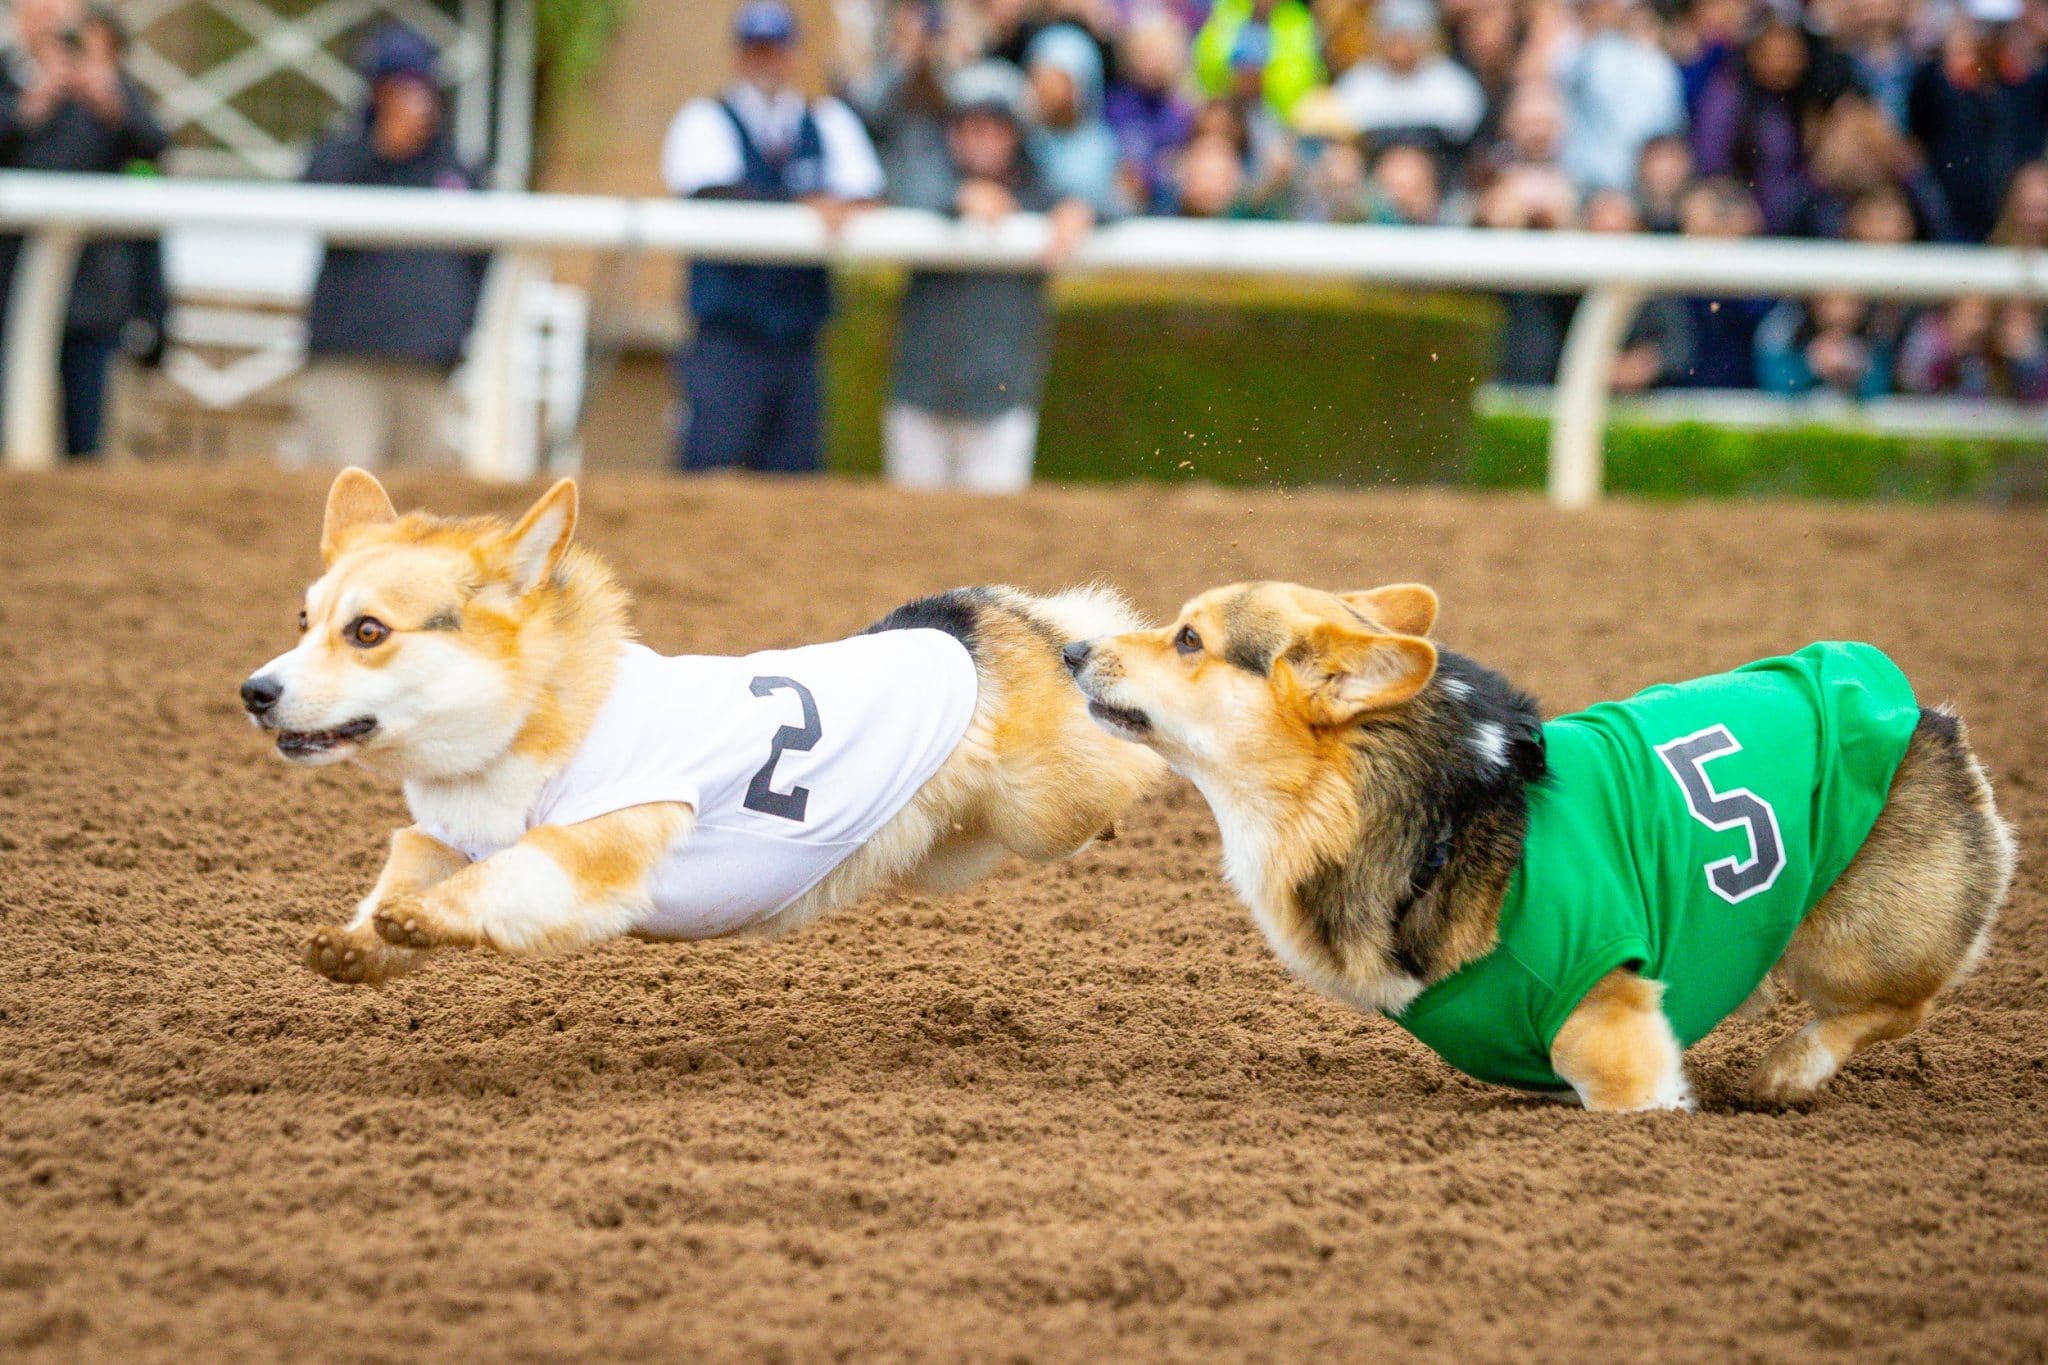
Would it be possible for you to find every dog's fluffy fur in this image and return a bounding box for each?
[1068,580,2017,1111]
[248,470,1164,985]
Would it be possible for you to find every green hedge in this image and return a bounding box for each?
[1473,415,2047,502]
[825,273,2044,501]
[826,271,1499,484]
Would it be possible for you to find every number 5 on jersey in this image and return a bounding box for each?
[1656,725,1786,904]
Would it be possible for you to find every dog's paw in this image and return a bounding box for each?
[371,898,439,949]
[1746,1027,1839,1108]
[303,926,378,985]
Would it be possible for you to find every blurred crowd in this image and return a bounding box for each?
[824,0,2048,405]
[655,0,2045,486]
[3,0,2043,483]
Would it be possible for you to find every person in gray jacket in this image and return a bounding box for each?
[293,25,484,469]
[884,61,1094,493]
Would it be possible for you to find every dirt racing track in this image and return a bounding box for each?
[2,468,2045,1361]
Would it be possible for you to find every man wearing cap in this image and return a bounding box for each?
[661,1,884,475]
[295,24,483,469]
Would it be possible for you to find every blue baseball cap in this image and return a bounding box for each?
[734,1,798,44]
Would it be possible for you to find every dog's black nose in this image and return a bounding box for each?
[1061,640,1092,674]
[241,675,283,715]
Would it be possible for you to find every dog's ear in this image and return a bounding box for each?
[1288,622,1438,727]
[1339,583,1438,638]
[321,467,396,565]
[501,478,578,595]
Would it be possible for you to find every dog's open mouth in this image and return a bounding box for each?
[275,716,377,757]
[1087,699,1151,735]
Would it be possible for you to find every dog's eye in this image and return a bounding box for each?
[1174,625,1203,656]
[296,610,308,634]
[345,616,390,648]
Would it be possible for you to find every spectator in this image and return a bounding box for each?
[293,25,484,470]
[1587,189,1695,389]
[844,0,955,212]
[1482,163,1581,383]
[1636,132,1695,229]
[1841,181,1919,242]
[1991,159,2048,247]
[1898,295,2048,399]
[1835,0,1919,127]
[0,0,166,460]
[1673,177,1773,387]
[1105,10,1197,214]
[1671,0,1750,108]
[1334,0,1488,153]
[1449,0,1528,152]
[1026,23,1124,216]
[1295,137,1376,221]
[883,62,1094,492]
[1473,79,1569,186]
[1908,7,2048,241]
[1174,131,1264,216]
[1798,95,1956,239]
[662,1,883,474]
[1193,0,1326,119]
[1553,0,1687,191]
[1755,292,1899,397]
[1370,142,1447,223]
[1690,15,1832,236]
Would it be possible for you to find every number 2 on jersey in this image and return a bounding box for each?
[744,676,821,822]
[1655,725,1786,904]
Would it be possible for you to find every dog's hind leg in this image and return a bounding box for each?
[1750,999,1932,1106]
[304,826,469,985]
[903,836,1012,896]
[1748,709,2015,1107]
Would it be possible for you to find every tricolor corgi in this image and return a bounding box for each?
[1065,581,2015,1111]
[244,469,1165,986]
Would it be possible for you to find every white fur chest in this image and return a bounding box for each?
[1193,772,1425,1017]
[403,756,552,859]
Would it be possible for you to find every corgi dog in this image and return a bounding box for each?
[1064,581,2016,1111]
[244,469,1165,986]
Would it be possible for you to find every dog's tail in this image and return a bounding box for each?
[863,583,1148,660]
[1013,581,1149,645]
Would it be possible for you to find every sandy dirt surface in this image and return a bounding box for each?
[2,467,2044,1362]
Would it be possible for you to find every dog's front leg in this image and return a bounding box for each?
[1549,968,1696,1113]
[371,803,692,959]
[304,826,469,986]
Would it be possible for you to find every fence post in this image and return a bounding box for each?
[1547,284,1645,509]
[460,247,546,480]
[3,226,83,470]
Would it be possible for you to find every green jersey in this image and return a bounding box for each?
[1395,642,1921,1092]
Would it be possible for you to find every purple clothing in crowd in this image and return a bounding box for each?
[1104,83,1195,214]
[1690,71,1808,235]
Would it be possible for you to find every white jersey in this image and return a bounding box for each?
[414,629,979,939]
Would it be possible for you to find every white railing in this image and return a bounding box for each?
[4,170,2044,501]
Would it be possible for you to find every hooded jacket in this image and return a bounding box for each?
[1024,25,1123,219]
[301,28,485,368]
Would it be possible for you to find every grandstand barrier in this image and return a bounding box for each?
[3,170,2043,503]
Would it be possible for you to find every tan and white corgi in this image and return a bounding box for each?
[1065,581,2016,1111]
[245,469,1165,986]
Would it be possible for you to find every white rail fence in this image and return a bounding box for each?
[3,171,2044,504]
